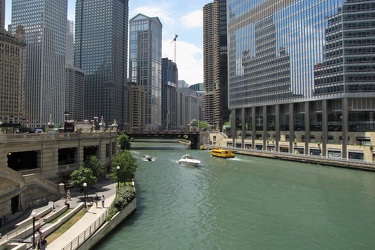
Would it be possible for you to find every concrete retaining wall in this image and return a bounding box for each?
[78,198,137,250]
[42,203,84,237]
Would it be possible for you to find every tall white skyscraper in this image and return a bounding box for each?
[11,0,68,128]
[129,14,163,130]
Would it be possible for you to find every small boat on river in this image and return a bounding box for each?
[144,155,154,161]
[178,154,201,167]
[210,148,235,158]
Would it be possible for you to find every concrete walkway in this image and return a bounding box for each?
[0,180,117,250]
[46,180,117,249]
[47,194,115,250]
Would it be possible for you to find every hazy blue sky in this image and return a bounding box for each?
[4,0,208,84]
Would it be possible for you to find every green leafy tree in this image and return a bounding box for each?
[118,134,131,150]
[84,155,104,179]
[198,120,210,131]
[70,167,97,188]
[109,151,137,182]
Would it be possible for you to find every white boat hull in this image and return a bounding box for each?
[178,159,200,167]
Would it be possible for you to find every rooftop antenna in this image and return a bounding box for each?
[171,34,178,63]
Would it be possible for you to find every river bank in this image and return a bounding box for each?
[215,146,375,172]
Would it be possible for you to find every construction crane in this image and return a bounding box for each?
[171,34,178,63]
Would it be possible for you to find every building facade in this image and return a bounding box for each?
[162,58,178,130]
[127,82,146,132]
[203,3,215,127]
[11,0,68,128]
[177,88,202,130]
[0,0,5,32]
[75,0,129,130]
[203,0,230,131]
[129,14,163,130]
[0,26,26,126]
[65,20,84,122]
[227,0,375,161]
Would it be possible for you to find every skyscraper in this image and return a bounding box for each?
[75,0,129,129]
[203,0,229,131]
[129,14,163,130]
[227,0,375,160]
[0,0,5,31]
[11,0,68,128]
[203,3,215,127]
[65,20,84,122]
[0,26,26,127]
[162,58,178,130]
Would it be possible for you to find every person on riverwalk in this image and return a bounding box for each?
[101,195,105,208]
[67,190,71,200]
[40,236,47,250]
[95,194,99,208]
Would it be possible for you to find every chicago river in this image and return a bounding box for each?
[98,140,375,249]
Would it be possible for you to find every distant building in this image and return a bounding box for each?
[11,0,67,128]
[178,80,189,89]
[75,0,129,130]
[162,58,178,130]
[203,0,229,131]
[65,20,84,122]
[189,83,204,91]
[128,82,146,132]
[177,88,202,130]
[0,26,26,126]
[129,13,163,130]
[0,0,5,32]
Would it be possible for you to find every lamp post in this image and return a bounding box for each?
[117,166,120,191]
[31,211,36,249]
[83,182,87,208]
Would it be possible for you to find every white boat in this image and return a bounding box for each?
[178,154,201,167]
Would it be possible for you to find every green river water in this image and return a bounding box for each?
[97,140,375,250]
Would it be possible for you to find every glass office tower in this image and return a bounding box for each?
[161,58,178,130]
[227,0,375,160]
[75,0,129,129]
[129,14,163,130]
[12,0,67,128]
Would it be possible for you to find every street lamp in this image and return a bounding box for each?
[31,211,36,249]
[116,166,120,190]
[83,182,87,208]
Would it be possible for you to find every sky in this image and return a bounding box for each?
[4,0,208,85]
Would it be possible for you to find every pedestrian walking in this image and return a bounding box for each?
[67,190,71,200]
[101,195,105,208]
[94,194,99,208]
[40,236,47,250]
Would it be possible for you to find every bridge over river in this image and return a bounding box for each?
[124,131,201,149]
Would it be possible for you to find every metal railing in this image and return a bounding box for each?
[62,208,108,250]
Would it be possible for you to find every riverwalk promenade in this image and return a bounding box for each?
[47,182,116,250]
[0,180,117,250]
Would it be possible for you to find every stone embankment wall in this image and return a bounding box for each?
[78,198,137,250]
[234,148,375,171]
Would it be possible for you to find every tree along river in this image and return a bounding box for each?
[97,140,375,250]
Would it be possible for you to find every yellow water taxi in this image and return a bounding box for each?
[210,148,235,158]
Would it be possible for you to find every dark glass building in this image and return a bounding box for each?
[129,14,163,130]
[75,0,129,130]
[227,0,375,160]
[161,58,178,130]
